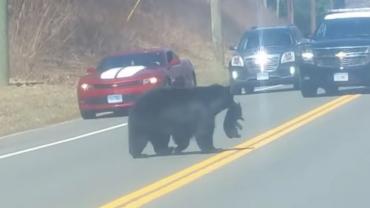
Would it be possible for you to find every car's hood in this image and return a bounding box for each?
[80,66,165,84]
[239,46,293,57]
[311,38,370,48]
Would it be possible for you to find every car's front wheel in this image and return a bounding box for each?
[300,80,317,97]
[325,84,339,96]
[80,110,96,119]
[293,80,300,90]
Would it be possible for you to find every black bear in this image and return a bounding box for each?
[128,84,243,158]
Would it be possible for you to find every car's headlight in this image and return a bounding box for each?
[231,71,239,80]
[301,49,314,62]
[80,83,92,91]
[281,51,295,64]
[231,55,244,67]
[143,77,159,85]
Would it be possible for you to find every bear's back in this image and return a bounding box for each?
[130,84,229,118]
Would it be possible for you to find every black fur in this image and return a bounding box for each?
[224,102,244,138]
[128,84,243,158]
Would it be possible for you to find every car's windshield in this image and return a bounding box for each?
[239,29,293,51]
[97,52,165,73]
[314,18,370,40]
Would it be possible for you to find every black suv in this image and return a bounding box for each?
[298,8,370,97]
[229,25,305,94]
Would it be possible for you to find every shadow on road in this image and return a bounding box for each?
[135,147,253,159]
[95,110,129,119]
[314,87,370,98]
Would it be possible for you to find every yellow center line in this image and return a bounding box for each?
[101,94,360,208]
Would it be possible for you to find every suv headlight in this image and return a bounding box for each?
[231,71,239,80]
[301,49,314,62]
[281,51,295,64]
[230,55,244,67]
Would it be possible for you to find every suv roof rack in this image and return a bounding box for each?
[324,8,370,20]
[326,7,370,14]
[249,25,295,31]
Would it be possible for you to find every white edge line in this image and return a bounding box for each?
[0,118,81,140]
[0,123,127,160]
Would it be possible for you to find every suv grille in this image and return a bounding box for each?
[245,55,280,72]
[315,47,370,68]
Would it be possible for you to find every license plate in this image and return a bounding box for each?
[107,94,123,104]
[257,72,269,81]
[333,73,349,82]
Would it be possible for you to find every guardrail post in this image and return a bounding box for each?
[0,0,8,86]
[210,0,224,66]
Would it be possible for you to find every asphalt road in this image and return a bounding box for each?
[0,85,368,208]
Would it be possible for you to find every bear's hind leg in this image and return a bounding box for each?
[173,132,192,153]
[151,133,172,156]
[195,119,217,153]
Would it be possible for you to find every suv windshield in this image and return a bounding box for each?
[239,29,293,51]
[97,52,165,73]
[314,18,370,40]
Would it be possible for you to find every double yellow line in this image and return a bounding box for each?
[101,94,360,208]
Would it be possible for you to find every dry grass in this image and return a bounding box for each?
[1,0,287,136]
[8,0,285,85]
[0,84,79,137]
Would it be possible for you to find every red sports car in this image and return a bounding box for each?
[77,48,197,119]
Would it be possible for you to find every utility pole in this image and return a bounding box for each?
[0,0,8,86]
[287,0,294,24]
[276,0,281,17]
[329,0,334,9]
[263,0,268,8]
[210,0,224,66]
[310,0,316,33]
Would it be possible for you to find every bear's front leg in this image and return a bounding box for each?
[195,118,218,153]
[173,131,192,153]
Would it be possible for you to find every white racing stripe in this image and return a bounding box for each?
[100,68,122,79]
[0,123,127,160]
[100,66,146,79]
[117,66,146,78]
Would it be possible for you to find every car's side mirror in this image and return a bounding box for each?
[169,58,180,66]
[86,67,96,74]
[229,45,238,51]
[305,33,314,39]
